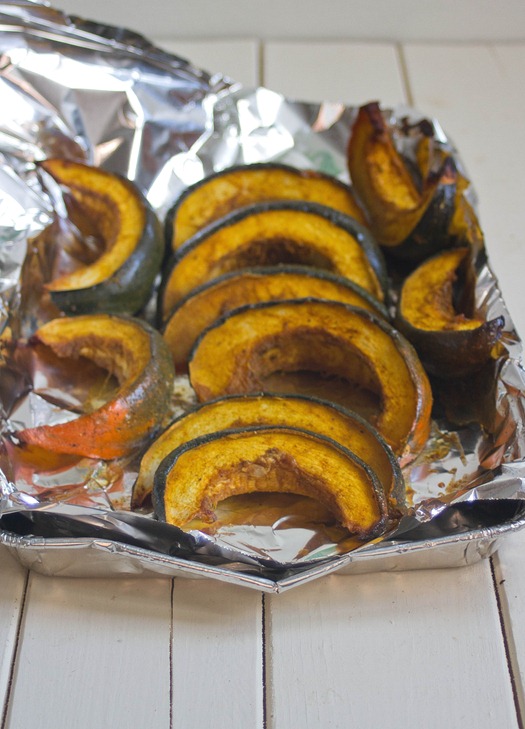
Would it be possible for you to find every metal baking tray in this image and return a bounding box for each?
[1,3,525,590]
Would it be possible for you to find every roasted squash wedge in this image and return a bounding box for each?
[448,172,485,254]
[163,265,388,368]
[160,201,387,316]
[347,102,456,258]
[16,314,175,459]
[396,247,505,377]
[132,392,404,512]
[188,299,432,462]
[152,425,388,537]
[41,159,164,315]
[167,162,367,249]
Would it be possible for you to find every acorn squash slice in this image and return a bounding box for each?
[448,172,485,254]
[152,425,388,538]
[163,265,388,369]
[41,159,164,315]
[16,314,175,459]
[347,102,456,257]
[396,247,505,377]
[132,392,404,513]
[167,162,367,250]
[160,201,387,316]
[188,299,432,462]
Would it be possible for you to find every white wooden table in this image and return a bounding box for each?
[2,36,525,729]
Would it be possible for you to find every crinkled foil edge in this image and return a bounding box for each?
[1,3,525,587]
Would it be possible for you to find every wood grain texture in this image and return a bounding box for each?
[3,574,172,729]
[154,39,261,87]
[263,41,406,106]
[493,530,525,720]
[266,566,518,729]
[392,40,525,724]
[171,579,264,727]
[57,0,525,42]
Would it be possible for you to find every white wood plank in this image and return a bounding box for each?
[4,574,172,729]
[405,38,525,724]
[153,38,261,87]
[0,547,27,720]
[266,564,518,729]
[171,579,264,727]
[264,41,405,106]
[56,0,525,43]
[403,42,525,339]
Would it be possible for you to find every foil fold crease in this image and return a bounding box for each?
[1,2,525,588]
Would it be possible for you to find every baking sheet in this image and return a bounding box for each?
[1,2,525,589]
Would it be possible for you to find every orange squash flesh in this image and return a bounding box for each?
[169,163,367,249]
[448,173,485,253]
[132,393,403,511]
[16,315,175,459]
[189,299,432,462]
[152,425,388,538]
[42,159,146,291]
[399,248,481,331]
[162,266,387,368]
[347,102,454,251]
[38,159,164,316]
[396,247,505,376]
[161,202,386,316]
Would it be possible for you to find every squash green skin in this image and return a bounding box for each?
[347,102,457,261]
[50,202,164,316]
[165,161,367,250]
[188,298,433,464]
[395,247,505,377]
[162,264,389,368]
[386,157,458,263]
[159,199,389,317]
[395,313,505,378]
[152,424,389,538]
[132,391,405,513]
[16,314,175,459]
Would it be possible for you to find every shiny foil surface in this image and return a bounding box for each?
[1,2,525,590]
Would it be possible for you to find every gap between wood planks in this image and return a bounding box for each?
[396,43,414,107]
[169,578,175,729]
[491,554,525,729]
[1,570,30,729]
[262,593,268,729]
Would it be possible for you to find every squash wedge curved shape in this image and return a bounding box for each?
[161,200,387,316]
[17,314,175,459]
[167,162,367,249]
[132,392,404,513]
[152,425,388,538]
[396,247,505,377]
[163,265,388,368]
[188,299,432,462]
[41,159,164,315]
[347,102,456,257]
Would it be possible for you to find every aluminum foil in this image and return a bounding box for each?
[1,2,525,591]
